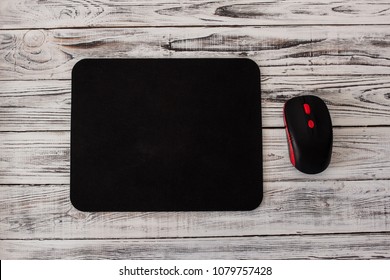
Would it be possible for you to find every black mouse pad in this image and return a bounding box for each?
[71,58,262,211]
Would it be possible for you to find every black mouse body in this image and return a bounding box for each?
[283,95,333,174]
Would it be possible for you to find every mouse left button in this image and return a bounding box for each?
[303,103,311,114]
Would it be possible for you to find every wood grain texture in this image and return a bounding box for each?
[1,26,390,80]
[0,0,389,29]
[1,76,390,132]
[0,127,390,184]
[1,0,390,260]
[1,181,389,239]
[0,131,70,184]
[1,233,390,259]
[0,80,71,131]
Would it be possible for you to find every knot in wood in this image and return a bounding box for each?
[23,30,46,48]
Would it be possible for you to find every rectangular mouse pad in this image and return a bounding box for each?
[71,58,262,211]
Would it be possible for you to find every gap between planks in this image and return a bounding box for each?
[2,23,390,32]
[2,74,390,82]
[2,230,390,241]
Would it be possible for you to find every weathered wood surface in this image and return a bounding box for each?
[1,0,390,260]
[1,76,390,132]
[0,0,389,29]
[1,127,389,185]
[1,233,390,259]
[0,80,71,132]
[1,181,389,239]
[1,26,390,80]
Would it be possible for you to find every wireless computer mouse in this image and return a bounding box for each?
[283,95,333,174]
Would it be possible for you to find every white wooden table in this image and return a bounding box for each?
[1,0,390,259]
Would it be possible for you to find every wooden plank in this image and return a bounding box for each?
[1,76,390,132]
[1,233,390,259]
[1,180,389,239]
[1,26,390,80]
[261,76,390,127]
[1,0,390,29]
[0,131,70,184]
[0,127,389,184]
[0,80,71,131]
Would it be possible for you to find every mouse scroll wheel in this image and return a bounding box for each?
[303,103,311,115]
